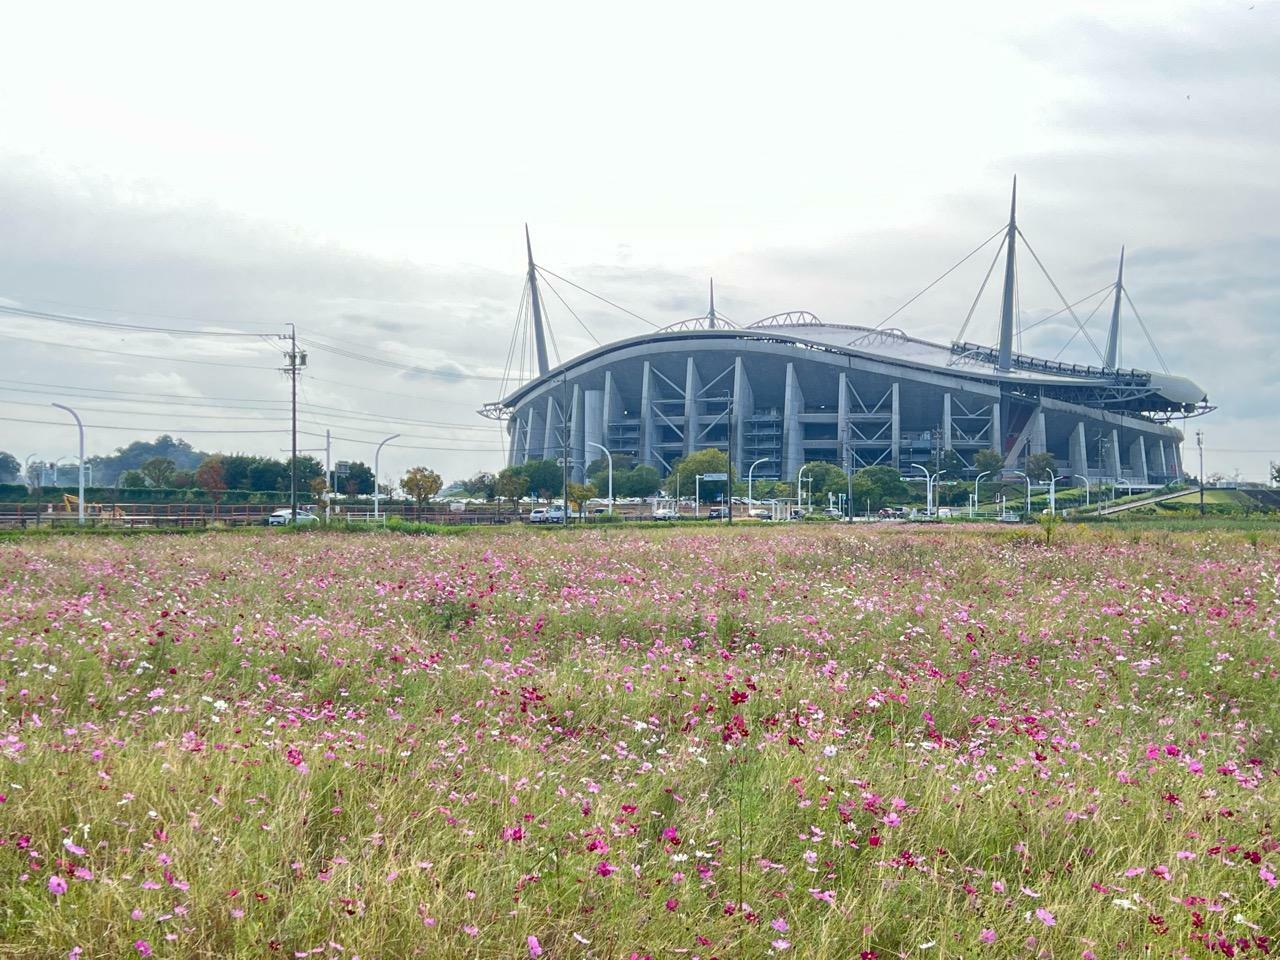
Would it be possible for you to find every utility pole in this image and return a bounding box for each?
[1196,429,1205,517]
[281,325,306,522]
[725,391,734,526]
[561,374,570,525]
[325,429,332,522]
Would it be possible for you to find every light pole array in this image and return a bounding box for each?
[51,403,85,525]
[911,464,945,517]
[1009,470,1031,517]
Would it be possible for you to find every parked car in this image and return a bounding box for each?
[749,508,771,520]
[652,508,678,521]
[528,506,566,524]
[707,507,729,520]
[267,508,318,526]
[823,507,843,518]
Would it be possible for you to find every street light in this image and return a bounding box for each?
[51,403,85,524]
[587,441,613,515]
[1045,472,1066,516]
[796,463,812,518]
[1073,474,1091,509]
[746,458,769,515]
[972,470,991,519]
[1008,470,1031,517]
[373,433,400,522]
[911,464,945,517]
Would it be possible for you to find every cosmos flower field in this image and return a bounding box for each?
[1,526,1277,959]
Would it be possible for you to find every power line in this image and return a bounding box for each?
[0,331,279,370]
[0,303,273,338]
[298,337,508,381]
[0,413,287,435]
[0,294,284,330]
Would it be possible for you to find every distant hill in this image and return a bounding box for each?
[87,435,210,486]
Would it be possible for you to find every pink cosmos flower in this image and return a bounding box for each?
[528,934,543,957]
[1035,908,1056,926]
[771,939,791,951]
[48,876,68,896]
[595,861,615,877]
[134,941,152,958]
[771,917,789,932]
[1261,866,1277,888]
[979,929,996,944]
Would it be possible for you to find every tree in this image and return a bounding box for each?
[285,456,324,487]
[87,435,208,487]
[171,470,196,490]
[0,451,20,483]
[670,449,730,503]
[139,457,177,488]
[247,459,288,492]
[308,476,329,502]
[402,466,443,516]
[848,465,909,512]
[803,462,848,502]
[973,449,1004,476]
[495,466,527,514]
[195,456,228,517]
[342,461,375,496]
[459,471,497,501]
[619,464,661,498]
[1025,451,1057,483]
[587,454,635,486]
[521,459,563,502]
[121,470,147,488]
[566,481,597,515]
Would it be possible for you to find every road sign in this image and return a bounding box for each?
[701,472,728,481]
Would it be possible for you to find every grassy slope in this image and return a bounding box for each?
[1,526,1276,959]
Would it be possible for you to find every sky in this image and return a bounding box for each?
[1,0,1277,486]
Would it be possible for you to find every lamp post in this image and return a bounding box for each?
[587,441,613,515]
[1009,470,1031,517]
[911,464,945,517]
[747,458,768,516]
[373,433,400,522]
[972,470,990,519]
[695,474,702,518]
[1074,474,1091,509]
[51,404,85,525]
[796,463,812,519]
[1045,472,1066,516]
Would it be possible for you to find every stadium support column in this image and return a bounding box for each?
[1154,439,1168,479]
[1107,428,1123,480]
[1030,409,1047,455]
[890,382,901,469]
[783,362,805,480]
[990,401,1001,454]
[732,357,752,474]
[603,370,622,436]
[507,418,519,468]
[1069,421,1087,480]
[1129,436,1148,485]
[570,384,585,484]
[684,357,702,459]
[1171,440,1183,481]
[640,361,655,469]
[584,389,604,476]
[942,393,953,451]
[997,177,1017,372]
[542,395,558,461]
[837,372,850,456]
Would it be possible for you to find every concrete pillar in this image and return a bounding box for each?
[542,394,559,461]
[1069,421,1088,480]
[683,357,702,459]
[1029,410,1047,455]
[1172,441,1183,480]
[1129,435,1148,484]
[943,393,953,450]
[732,357,752,474]
[570,384,585,483]
[990,401,1001,454]
[584,389,604,473]
[890,382,901,469]
[783,362,805,480]
[1154,438,1168,479]
[1107,428,1122,480]
[837,372,850,462]
[640,361,655,469]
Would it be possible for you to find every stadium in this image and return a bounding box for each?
[485,184,1211,488]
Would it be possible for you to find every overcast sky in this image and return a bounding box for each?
[1,1,1277,485]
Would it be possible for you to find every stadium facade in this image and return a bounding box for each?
[488,187,1210,486]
